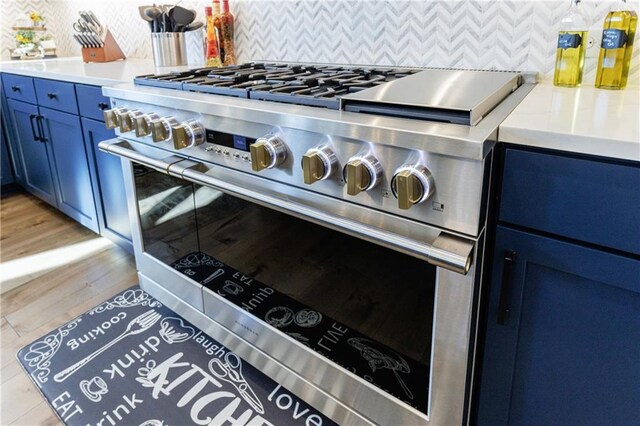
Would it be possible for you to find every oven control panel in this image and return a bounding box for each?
[103,103,487,236]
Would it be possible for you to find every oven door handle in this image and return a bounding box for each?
[180,163,474,275]
[98,138,185,173]
[99,139,473,275]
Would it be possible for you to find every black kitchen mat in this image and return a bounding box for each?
[17,286,336,426]
[172,251,430,414]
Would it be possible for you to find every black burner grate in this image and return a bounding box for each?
[134,62,421,108]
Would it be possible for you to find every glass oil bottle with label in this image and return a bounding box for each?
[554,0,588,87]
[595,0,637,89]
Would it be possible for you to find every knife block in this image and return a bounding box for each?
[81,29,125,63]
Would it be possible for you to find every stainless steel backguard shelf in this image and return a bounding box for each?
[341,69,522,126]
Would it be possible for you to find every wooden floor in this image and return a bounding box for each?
[0,189,137,425]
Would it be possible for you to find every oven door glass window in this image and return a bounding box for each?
[135,165,200,265]
[136,168,436,414]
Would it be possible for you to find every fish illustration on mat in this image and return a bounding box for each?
[348,337,414,400]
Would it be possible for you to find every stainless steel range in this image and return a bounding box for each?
[98,63,534,425]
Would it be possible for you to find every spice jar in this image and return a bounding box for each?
[221,0,236,65]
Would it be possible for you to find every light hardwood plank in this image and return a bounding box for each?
[0,368,45,424]
[10,401,62,426]
[1,359,24,385]
[0,190,137,422]
[5,255,136,334]
[2,245,132,321]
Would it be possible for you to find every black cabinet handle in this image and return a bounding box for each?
[11,85,20,92]
[98,102,109,110]
[29,114,41,142]
[47,92,57,99]
[497,250,517,325]
[37,115,48,143]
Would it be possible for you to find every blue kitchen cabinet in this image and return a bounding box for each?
[1,76,15,186]
[5,98,57,206]
[40,106,99,233]
[1,75,24,185]
[477,147,640,425]
[2,72,132,249]
[82,117,132,252]
[478,226,640,425]
[1,115,14,186]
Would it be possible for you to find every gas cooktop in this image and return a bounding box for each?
[134,62,421,110]
[134,62,522,125]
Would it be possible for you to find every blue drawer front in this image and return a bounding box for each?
[35,79,78,115]
[2,74,36,104]
[76,84,110,122]
[500,149,640,255]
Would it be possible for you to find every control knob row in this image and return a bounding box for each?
[103,108,204,150]
[249,138,433,210]
[103,109,433,210]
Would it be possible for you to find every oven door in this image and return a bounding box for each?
[100,138,481,426]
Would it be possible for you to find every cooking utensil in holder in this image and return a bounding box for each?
[81,29,125,63]
[151,32,187,66]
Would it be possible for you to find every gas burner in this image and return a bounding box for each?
[135,62,422,108]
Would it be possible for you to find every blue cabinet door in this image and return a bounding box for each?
[1,115,14,186]
[478,225,640,425]
[6,98,57,206]
[40,106,98,232]
[81,117,132,252]
[1,75,25,184]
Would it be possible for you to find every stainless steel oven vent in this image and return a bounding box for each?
[341,69,521,126]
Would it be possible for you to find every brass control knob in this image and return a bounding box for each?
[118,110,141,133]
[250,135,287,172]
[103,107,127,130]
[343,154,382,196]
[134,113,159,137]
[172,120,205,150]
[301,145,337,184]
[391,165,434,210]
[150,117,178,143]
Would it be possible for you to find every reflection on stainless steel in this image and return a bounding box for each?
[101,139,474,273]
[139,275,376,426]
[102,64,535,425]
[342,69,521,125]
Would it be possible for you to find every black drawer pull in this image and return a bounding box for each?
[497,250,517,325]
[29,114,41,142]
[98,102,109,110]
[47,92,57,99]
[11,85,21,92]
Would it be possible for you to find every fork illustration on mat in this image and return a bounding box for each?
[54,309,162,382]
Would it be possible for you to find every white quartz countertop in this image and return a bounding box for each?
[2,58,638,162]
[0,57,166,86]
[499,80,640,162]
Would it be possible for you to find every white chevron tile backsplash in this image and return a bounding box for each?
[1,0,639,83]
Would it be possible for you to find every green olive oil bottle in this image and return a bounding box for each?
[595,0,637,89]
[554,0,589,87]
